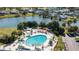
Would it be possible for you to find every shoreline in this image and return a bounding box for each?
[0,13,38,19]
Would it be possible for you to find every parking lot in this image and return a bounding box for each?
[62,35,79,51]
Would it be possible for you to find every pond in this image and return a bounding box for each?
[0,16,79,28]
[0,16,52,28]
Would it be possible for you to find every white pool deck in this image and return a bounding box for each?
[0,29,58,51]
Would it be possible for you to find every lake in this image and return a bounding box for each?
[0,16,52,28]
[0,16,79,28]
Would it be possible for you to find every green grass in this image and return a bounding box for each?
[0,13,38,19]
[26,13,38,16]
[75,37,79,41]
[0,28,17,36]
[76,16,79,20]
[0,42,4,46]
[0,14,17,18]
[54,36,65,51]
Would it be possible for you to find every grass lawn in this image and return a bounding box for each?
[26,13,38,16]
[54,36,65,51]
[0,28,17,36]
[0,42,4,46]
[0,13,38,19]
[75,37,79,41]
[77,16,79,20]
[0,14,17,18]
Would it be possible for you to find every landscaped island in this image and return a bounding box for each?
[0,7,79,51]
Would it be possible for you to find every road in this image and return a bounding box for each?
[62,35,79,51]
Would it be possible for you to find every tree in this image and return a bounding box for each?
[11,31,18,36]
[0,7,6,10]
[26,21,38,28]
[39,22,47,28]
[0,34,16,44]
[47,22,53,29]
[67,20,72,26]
[47,21,59,30]
[58,27,65,35]
[32,21,38,28]
[62,23,66,27]
[50,16,53,20]
[73,19,77,23]
[53,30,59,36]
[47,21,65,36]
[17,30,22,36]
[17,22,25,30]
[68,26,78,32]
[17,21,38,30]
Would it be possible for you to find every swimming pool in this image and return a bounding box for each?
[26,35,47,46]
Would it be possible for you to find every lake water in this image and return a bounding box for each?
[0,16,52,28]
[0,16,79,28]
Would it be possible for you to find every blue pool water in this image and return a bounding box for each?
[26,35,47,46]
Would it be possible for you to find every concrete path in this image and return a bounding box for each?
[62,35,79,51]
